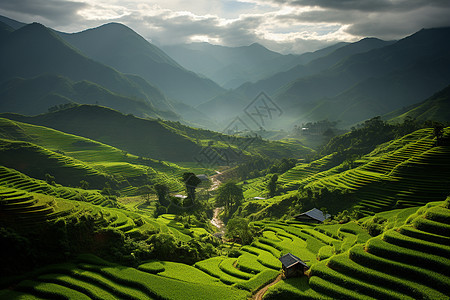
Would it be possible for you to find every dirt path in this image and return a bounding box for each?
[253,274,282,300]
[210,207,225,234]
[208,170,222,191]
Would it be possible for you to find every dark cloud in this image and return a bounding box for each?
[1,0,449,54]
[345,5,450,39]
[137,12,264,47]
[271,0,450,12]
[0,0,86,24]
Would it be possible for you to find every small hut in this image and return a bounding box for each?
[293,208,331,224]
[279,253,309,278]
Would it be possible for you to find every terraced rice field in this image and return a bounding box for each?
[0,166,112,206]
[266,200,450,299]
[274,128,450,216]
[0,255,249,300]
[0,118,188,195]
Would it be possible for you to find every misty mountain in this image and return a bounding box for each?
[0,22,175,116]
[0,74,176,119]
[0,15,25,30]
[385,85,450,123]
[60,23,224,106]
[163,42,347,89]
[198,38,392,123]
[275,27,450,126]
[237,37,394,99]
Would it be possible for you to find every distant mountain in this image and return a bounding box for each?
[198,38,391,122]
[276,27,450,126]
[1,105,312,162]
[0,20,14,40]
[163,42,347,89]
[0,74,176,119]
[0,15,26,29]
[237,37,394,99]
[60,23,224,106]
[386,85,450,123]
[0,22,175,117]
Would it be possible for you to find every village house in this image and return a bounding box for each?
[279,253,309,278]
[293,208,331,223]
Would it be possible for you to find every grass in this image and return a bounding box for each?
[309,262,410,300]
[240,246,281,270]
[137,260,165,274]
[16,280,91,300]
[219,258,253,280]
[156,261,222,285]
[195,257,247,285]
[37,273,117,300]
[81,263,249,300]
[236,253,267,273]
[258,200,450,299]
[234,269,279,293]
[329,250,447,299]
[265,276,327,299]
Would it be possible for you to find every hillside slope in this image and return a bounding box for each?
[0,22,174,117]
[0,117,185,193]
[274,27,450,125]
[0,105,313,162]
[61,23,224,106]
[163,42,347,89]
[239,127,450,219]
[0,74,176,119]
[265,200,450,299]
[198,38,393,122]
[386,84,450,123]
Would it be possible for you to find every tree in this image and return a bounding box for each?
[226,217,253,244]
[267,174,278,198]
[215,181,244,214]
[79,180,89,190]
[182,173,202,202]
[154,183,169,206]
[138,185,153,204]
[45,173,56,186]
[433,123,444,139]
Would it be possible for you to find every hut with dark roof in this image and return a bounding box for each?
[293,208,331,223]
[279,253,309,278]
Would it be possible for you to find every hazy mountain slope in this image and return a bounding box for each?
[0,15,26,29]
[238,38,394,99]
[197,38,392,122]
[0,74,176,119]
[1,105,201,162]
[195,90,249,123]
[0,20,14,40]
[274,27,450,123]
[164,42,348,89]
[0,22,175,115]
[0,117,185,192]
[296,56,450,125]
[386,85,450,123]
[61,23,224,106]
[0,105,313,162]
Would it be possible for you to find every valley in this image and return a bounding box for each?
[0,13,449,300]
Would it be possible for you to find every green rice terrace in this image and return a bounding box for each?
[239,127,450,219]
[1,198,449,299]
[1,116,449,299]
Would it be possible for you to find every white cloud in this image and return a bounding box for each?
[0,0,449,54]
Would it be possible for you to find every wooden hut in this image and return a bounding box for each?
[279,253,309,278]
[293,208,330,224]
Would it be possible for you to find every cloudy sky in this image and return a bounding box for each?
[1,0,450,53]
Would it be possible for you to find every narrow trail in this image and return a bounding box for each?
[209,170,225,234]
[253,274,282,300]
[210,207,225,234]
[208,170,222,192]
